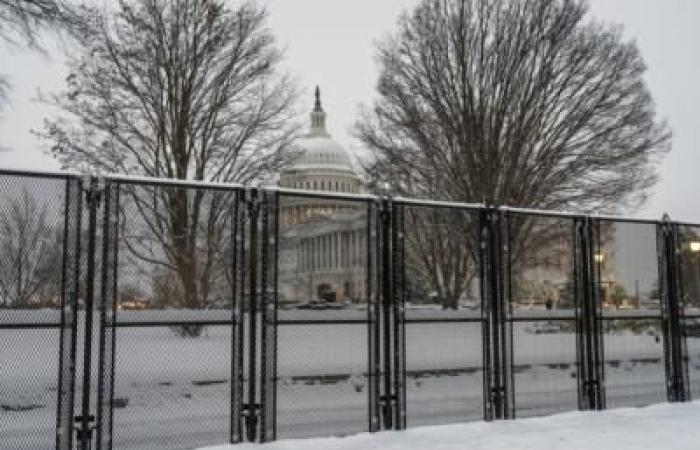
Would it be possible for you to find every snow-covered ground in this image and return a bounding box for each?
[198,401,700,450]
[2,310,700,449]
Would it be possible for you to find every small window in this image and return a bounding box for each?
[313,181,317,190]
[335,181,339,191]
[306,181,310,189]
[321,181,325,190]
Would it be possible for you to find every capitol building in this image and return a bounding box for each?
[277,87,368,306]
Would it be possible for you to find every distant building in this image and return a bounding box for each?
[277,87,367,305]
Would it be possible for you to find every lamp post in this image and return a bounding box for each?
[594,253,607,307]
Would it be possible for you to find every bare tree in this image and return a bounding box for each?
[0,0,75,147]
[358,0,669,211]
[358,0,670,305]
[0,189,62,308]
[403,206,477,309]
[0,0,73,46]
[39,0,299,332]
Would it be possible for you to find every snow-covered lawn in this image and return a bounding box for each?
[199,401,700,450]
[3,310,700,449]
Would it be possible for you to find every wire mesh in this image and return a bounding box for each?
[5,172,700,449]
[275,194,372,439]
[597,221,666,408]
[398,204,484,427]
[0,173,78,450]
[107,182,237,450]
[111,325,232,450]
[506,214,579,417]
[405,322,484,427]
[685,317,700,399]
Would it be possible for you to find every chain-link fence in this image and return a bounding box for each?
[0,169,698,450]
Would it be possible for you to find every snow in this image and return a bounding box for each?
[2,310,700,449]
[198,401,700,450]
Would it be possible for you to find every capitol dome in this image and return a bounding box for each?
[279,87,360,194]
[277,87,368,306]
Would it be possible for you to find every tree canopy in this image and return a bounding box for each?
[357,0,670,213]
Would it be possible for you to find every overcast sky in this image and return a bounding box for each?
[0,0,699,221]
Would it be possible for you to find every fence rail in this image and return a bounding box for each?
[0,168,699,450]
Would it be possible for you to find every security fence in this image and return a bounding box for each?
[0,168,698,450]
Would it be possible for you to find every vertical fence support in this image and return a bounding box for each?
[481,208,512,420]
[659,218,690,402]
[244,188,261,442]
[576,217,605,411]
[260,190,278,443]
[76,177,103,450]
[378,196,395,430]
[56,176,83,450]
[95,181,118,450]
[231,190,245,444]
[391,202,406,430]
[259,190,269,441]
[368,200,382,433]
[371,194,407,431]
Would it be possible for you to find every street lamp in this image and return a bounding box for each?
[593,253,608,306]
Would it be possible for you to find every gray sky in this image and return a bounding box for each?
[0,0,699,221]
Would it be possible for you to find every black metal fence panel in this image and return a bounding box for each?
[0,172,81,450]
[505,214,579,418]
[595,220,666,408]
[273,193,375,439]
[396,203,485,428]
[106,181,238,450]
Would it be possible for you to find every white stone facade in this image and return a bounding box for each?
[277,88,367,305]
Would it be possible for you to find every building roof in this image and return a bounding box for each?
[282,87,357,176]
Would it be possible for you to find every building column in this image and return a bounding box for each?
[336,233,341,269]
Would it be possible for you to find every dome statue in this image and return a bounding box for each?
[279,87,360,194]
[276,87,368,308]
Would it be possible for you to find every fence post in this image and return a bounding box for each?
[391,202,406,430]
[378,195,395,430]
[95,181,118,450]
[368,199,382,433]
[576,217,605,411]
[659,218,690,402]
[243,188,261,442]
[231,190,245,443]
[75,176,103,450]
[481,207,511,420]
[56,176,83,450]
[260,189,278,443]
